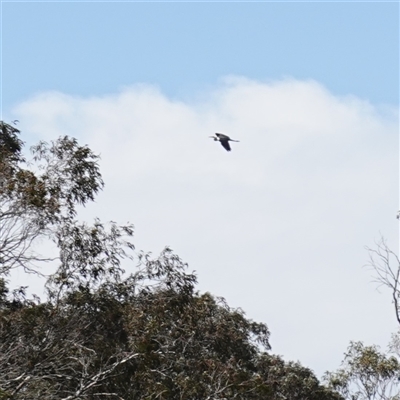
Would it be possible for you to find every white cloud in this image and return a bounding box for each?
[12,77,399,377]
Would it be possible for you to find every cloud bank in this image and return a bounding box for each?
[12,77,399,376]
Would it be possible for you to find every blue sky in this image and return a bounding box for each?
[1,1,400,379]
[2,1,399,115]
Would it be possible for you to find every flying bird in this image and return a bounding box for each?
[209,133,240,152]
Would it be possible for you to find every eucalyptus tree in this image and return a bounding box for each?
[325,238,400,400]
[324,341,400,400]
[0,120,104,275]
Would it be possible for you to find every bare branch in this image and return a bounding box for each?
[366,237,400,326]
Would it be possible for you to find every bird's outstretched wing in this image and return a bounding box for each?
[220,140,231,151]
[216,133,230,141]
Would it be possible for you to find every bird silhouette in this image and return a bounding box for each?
[209,133,240,152]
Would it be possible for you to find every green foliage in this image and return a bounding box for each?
[30,136,104,218]
[257,354,343,399]
[0,121,104,275]
[0,249,341,399]
[0,122,24,165]
[324,341,400,400]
